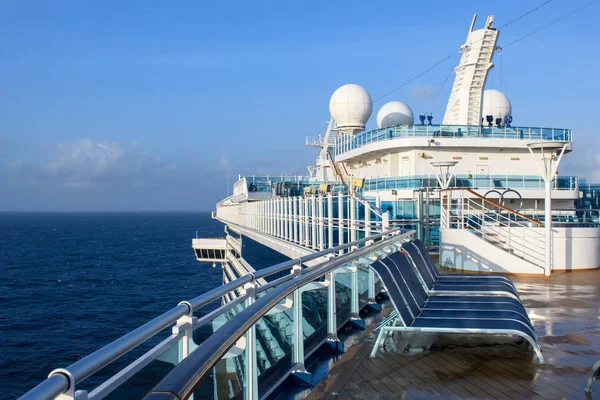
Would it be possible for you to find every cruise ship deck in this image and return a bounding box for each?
[307,269,600,400]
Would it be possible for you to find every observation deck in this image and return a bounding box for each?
[335,124,572,157]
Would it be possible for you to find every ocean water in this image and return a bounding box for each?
[0,212,226,399]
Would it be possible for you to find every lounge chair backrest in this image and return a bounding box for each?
[386,252,429,309]
[402,243,436,289]
[411,239,440,279]
[378,256,421,319]
[372,259,415,326]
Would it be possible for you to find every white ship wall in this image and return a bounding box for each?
[344,146,569,179]
[440,227,600,273]
[341,144,578,204]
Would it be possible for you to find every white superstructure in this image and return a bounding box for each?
[211,14,600,276]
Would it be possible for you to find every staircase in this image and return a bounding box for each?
[440,188,546,273]
[327,150,350,185]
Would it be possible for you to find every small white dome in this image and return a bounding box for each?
[481,89,512,126]
[376,101,414,128]
[329,84,373,133]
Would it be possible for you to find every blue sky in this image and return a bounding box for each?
[1,0,599,211]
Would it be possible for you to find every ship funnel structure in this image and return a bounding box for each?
[442,14,499,126]
[329,84,373,134]
[376,101,414,128]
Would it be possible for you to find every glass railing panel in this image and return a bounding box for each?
[362,175,576,191]
[334,273,352,326]
[256,310,293,397]
[357,266,370,304]
[302,288,329,357]
[335,124,572,155]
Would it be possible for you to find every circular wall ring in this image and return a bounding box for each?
[500,189,523,210]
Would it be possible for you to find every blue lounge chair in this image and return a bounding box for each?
[409,239,517,286]
[402,242,521,300]
[370,251,543,363]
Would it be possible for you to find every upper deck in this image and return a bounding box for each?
[335,124,572,157]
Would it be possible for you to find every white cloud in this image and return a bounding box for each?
[2,138,180,190]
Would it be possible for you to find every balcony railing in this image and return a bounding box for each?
[335,124,572,155]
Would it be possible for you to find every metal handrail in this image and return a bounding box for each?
[19,228,402,400]
[458,213,545,260]
[446,188,543,226]
[145,230,412,399]
[335,124,572,155]
[446,196,546,267]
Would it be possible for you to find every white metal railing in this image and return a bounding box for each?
[335,124,572,156]
[219,193,388,252]
[442,190,546,269]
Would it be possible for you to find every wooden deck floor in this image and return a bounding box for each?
[307,270,600,400]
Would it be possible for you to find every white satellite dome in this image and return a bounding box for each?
[376,101,414,128]
[481,89,512,126]
[329,84,373,133]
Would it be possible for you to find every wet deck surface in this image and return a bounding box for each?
[307,270,600,399]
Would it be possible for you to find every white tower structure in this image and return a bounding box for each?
[442,15,500,126]
[329,84,373,134]
[481,89,512,126]
[376,101,414,128]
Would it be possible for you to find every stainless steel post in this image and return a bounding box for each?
[318,195,325,250]
[328,193,334,248]
[311,196,317,250]
[243,282,258,400]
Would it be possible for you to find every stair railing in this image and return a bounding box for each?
[442,188,546,269]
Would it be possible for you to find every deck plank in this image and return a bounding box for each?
[308,270,600,399]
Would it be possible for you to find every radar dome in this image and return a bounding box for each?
[329,84,373,133]
[481,89,512,126]
[376,101,414,128]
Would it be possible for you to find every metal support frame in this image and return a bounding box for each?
[242,281,258,400]
[279,198,284,239]
[304,197,310,247]
[293,197,298,243]
[311,195,317,250]
[349,196,356,243]
[584,360,600,395]
[328,193,334,248]
[338,192,344,253]
[366,240,377,307]
[370,324,545,364]
[173,301,196,363]
[291,264,312,385]
[288,197,293,241]
[318,195,325,250]
[298,197,304,245]
[325,267,344,353]
[284,197,289,240]
[349,256,365,330]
